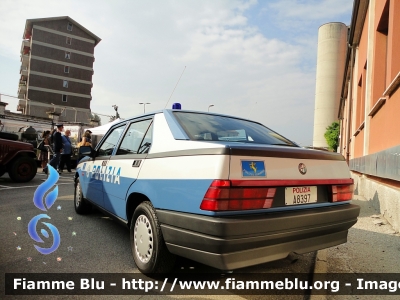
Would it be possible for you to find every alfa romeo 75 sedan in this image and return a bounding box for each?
[74,106,360,274]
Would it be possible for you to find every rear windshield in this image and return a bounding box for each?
[173,112,296,146]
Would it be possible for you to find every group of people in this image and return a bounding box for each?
[40,123,92,174]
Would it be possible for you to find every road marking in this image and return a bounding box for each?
[0,182,72,190]
[57,195,74,200]
[0,185,10,188]
[37,175,74,180]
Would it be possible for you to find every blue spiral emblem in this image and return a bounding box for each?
[28,166,61,255]
[28,214,60,254]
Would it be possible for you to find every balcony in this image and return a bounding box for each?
[20,67,28,76]
[18,87,25,99]
[19,80,27,92]
[21,39,30,55]
[18,81,27,99]
[21,54,29,68]
[17,100,26,113]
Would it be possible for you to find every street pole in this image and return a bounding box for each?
[139,102,150,113]
[208,104,214,112]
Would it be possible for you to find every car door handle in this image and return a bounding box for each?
[132,160,141,167]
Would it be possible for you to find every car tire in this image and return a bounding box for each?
[131,201,176,274]
[74,178,92,214]
[8,156,37,183]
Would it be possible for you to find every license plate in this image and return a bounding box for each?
[285,186,317,205]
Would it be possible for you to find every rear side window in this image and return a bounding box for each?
[116,119,153,155]
[173,112,296,146]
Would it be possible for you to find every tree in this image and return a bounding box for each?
[93,113,101,125]
[90,113,102,125]
[324,121,340,152]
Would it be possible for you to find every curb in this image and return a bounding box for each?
[309,249,327,300]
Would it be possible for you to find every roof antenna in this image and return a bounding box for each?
[164,66,186,108]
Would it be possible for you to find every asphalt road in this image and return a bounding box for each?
[0,171,316,300]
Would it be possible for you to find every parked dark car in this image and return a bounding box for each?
[0,132,37,182]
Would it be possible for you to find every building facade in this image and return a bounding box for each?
[18,16,101,123]
[338,0,400,231]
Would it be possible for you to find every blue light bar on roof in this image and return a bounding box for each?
[172,103,181,110]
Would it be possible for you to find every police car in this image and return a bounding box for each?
[74,105,360,274]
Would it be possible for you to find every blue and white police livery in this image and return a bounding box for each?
[74,106,360,274]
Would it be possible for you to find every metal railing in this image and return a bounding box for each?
[349,144,400,181]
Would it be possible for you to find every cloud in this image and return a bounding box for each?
[266,0,352,22]
[0,0,352,146]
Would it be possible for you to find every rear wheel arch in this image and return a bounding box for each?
[129,199,176,273]
[126,192,151,228]
[4,151,36,168]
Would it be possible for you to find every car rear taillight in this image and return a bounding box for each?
[200,180,276,211]
[330,184,354,202]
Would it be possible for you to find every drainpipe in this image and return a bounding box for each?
[338,113,343,153]
[346,45,355,164]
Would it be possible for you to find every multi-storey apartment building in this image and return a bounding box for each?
[338,0,400,231]
[18,16,101,123]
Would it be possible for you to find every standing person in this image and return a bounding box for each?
[80,130,92,147]
[43,124,64,175]
[59,130,72,173]
[49,128,57,143]
[39,130,51,171]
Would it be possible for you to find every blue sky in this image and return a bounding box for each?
[0,0,352,146]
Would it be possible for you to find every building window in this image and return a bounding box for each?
[66,37,72,45]
[62,95,68,102]
[67,22,73,31]
[65,51,71,59]
[375,0,389,95]
[64,66,69,73]
[63,80,68,88]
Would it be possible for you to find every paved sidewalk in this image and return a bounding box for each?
[312,195,400,300]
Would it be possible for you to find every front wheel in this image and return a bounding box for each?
[8,156,37,183]
[130,201,176,274]
[74,178,92,214]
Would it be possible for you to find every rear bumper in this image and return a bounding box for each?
[156,204,360,270]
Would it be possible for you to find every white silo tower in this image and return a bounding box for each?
[313,22,348,148]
